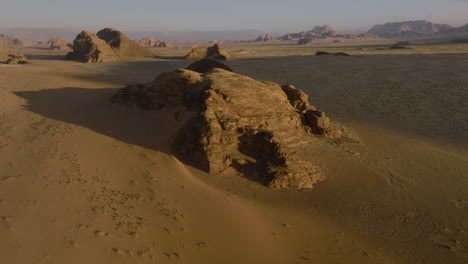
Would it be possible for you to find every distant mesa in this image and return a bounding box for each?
[184,44,233,61]
[316,51,351,56]
[255,34,274,42]
[368,20,452,37]
[280,25,363,40]
[47,36,72,51]
[297,37,313,45]
[111,61,352,189]
[137,36,170,47]
[186,58,233,73]
[66,28,154,63]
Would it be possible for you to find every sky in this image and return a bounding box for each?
[1,0,467,33]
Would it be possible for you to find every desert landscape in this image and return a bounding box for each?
[1,2,468,263]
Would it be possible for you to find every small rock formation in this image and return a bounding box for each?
[184,44,232,61]
[297,38,313,45]
[6,54,29,64]
[111,62,351,190]
[137,36,156,46]
[186,59,233,73]
[315,51,351,56]
[66,28,154,63]
[137,36,170,47]
[333,40,341,43]
[0,35,28,63]
[255,34,274,42]
[48,36,72,51]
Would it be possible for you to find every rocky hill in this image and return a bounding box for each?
[111,61,351,189]
[66,28,154,63]
[368,20,452,37]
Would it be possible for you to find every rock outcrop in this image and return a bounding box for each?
[184,44,232,61]
[368,20,452,37]
[48,36,72,51]
[137,36,170,47]
[66,28,154,63]
[111,62,351,190]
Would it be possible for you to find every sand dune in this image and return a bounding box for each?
[0,42,467,263]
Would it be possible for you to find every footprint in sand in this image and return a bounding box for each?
[452,200,466,208]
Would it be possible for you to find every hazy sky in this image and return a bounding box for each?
[1,0,467,33]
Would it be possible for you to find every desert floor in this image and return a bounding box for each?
[0,38,467,264]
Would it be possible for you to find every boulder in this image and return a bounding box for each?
[184,44,233,61]
[48,36,72,51]
[186,59,233,73]
[111,64,351,190]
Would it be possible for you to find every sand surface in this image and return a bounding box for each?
[0,41,467,263]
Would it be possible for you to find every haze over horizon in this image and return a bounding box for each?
[2,0,468,34]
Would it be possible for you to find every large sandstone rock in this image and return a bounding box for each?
[0,34,28,63]
[48,36,72,51]
[66,28,154,63]
[184,44,232,61]
[111,63,351,190]
[255,34,274,42]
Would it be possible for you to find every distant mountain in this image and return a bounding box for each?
[279,25,366,40]
[368,20,452,37]
[445,23,468,33]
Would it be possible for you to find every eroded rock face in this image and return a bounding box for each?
[66,28,153,63]
[112,63,351,190]
[137,36,170,48]
[184,44,232,61]
[48,36,72,51]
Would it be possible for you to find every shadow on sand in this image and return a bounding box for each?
[15,87,179,154]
